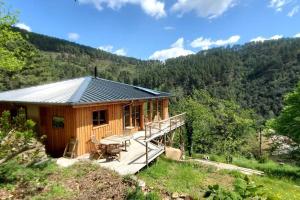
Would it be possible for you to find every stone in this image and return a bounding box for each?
[165,147,182,161]
[172,192,179,199]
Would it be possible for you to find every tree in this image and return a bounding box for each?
[176,90,257,157]
[270,82,300,144]
[0,0,36,71]
[0,109,46,166]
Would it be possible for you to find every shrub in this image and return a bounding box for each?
[204,176,266,200]
[126,187,160,200]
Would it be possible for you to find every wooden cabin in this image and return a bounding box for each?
[0,76,171,157]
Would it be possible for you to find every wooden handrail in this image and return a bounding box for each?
[144,112,186,164]
[144,113,186,141]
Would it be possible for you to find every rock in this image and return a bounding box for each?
[172,192,179,199]
[165,147,182,161]
[56,157,78,167]
[179,193,188,198]
[137,179,146,188]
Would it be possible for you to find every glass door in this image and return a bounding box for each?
[123,105,130,129]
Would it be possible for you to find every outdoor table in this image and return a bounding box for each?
[100,134,132,151]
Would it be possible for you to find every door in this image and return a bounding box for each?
[123,105,130,129]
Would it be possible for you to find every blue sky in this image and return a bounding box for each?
[9,0,300,60]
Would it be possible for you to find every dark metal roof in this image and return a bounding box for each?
[0,76,171,105]
[79,77,170,103]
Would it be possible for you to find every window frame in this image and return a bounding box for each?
[92,109,109,127]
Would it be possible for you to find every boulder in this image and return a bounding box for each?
[165,147,182,161]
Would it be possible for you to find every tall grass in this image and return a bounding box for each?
[232,157,300,183]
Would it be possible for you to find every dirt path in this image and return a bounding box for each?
[191,159,264,176]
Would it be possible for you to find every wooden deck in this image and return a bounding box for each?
[97,113,185,175]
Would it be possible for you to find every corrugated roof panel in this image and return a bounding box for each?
[0,77,88,104]
[0,76,171,105]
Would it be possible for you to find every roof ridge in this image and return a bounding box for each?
[68,77,92,103]
[0,77,88,94]
[94,77,162,93]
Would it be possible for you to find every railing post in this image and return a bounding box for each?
[145,124,147,140]
[164,132,166,151]
[159,121,161,134]
[146,141,149,167]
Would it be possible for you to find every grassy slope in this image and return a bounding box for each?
[0,160,132,200]
[138,157,300,200]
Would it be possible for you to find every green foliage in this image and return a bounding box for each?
[138,157,208,198]
[140,157,300,199]
[270,82,300,144]
[0,1,37,71]
[204,184,240,200]
[232,157,300,183]
[0,159,55,184]
[0,108,39,163]
[1,29,300,120]
[233,176,264,199]
[126,187,160,200]
[204,176,265,200]
[176,90,257,156]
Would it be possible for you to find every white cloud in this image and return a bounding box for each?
[114,48,127,56]
[270,34,284,40]
[294,33,300,37]
[171,37,184,48]
[171,0,236,19]
[149,37,194,61]
[98,45,114,52]
[250,34,283,42]
[164,26,175,31]
[78,0,166,19]
[14,23,31,32]
[288,5,299,17]
[98,45,127,56]
[190,35,240,50]
[269,0,291,12]
[68,33,80,41]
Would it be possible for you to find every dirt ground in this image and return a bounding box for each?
[1,162,135,200]
[72,168,132,200]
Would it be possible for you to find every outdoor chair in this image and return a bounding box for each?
[90,134,106,159]
[106,143,122,161]
[63,138,78,158]
[122,128,132,147]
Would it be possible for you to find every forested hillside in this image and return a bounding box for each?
[1,29,300,118]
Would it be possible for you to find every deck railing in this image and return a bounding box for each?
[144,113,186,141]
[144,113,186,166]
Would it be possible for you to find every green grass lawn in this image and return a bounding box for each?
[138,156,300,200]
[138,157,235,199]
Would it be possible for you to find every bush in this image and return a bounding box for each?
[258,153,269,164]
[204,176,266,200]
[126,187,160,200]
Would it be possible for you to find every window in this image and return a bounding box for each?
[132,105,141,127]
[124,105,130,127]
[152,100,157,121]
[93,110,108,126]
[52,116,64,128]
[147,101,151,122]
[158,100,163,119]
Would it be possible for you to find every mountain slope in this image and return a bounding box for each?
[1,30,300,118]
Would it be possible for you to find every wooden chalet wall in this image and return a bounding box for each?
[162,99,169,119]
[0,97,170,157]
[39,106,77,157]
[74,103,123,155]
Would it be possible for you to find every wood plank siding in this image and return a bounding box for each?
[39,106,77,157]
[0,98,169,157]
[74,103,124,156]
